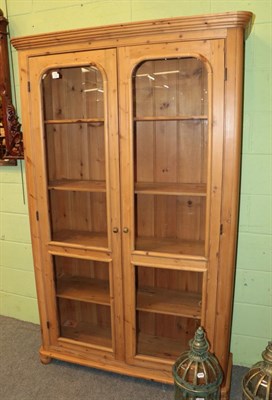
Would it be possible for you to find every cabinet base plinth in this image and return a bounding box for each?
[39,346,232,399]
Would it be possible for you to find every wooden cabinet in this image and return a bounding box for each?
[12,11,253,399]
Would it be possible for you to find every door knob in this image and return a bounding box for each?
[112,227,119,233]
[123,227,129,233]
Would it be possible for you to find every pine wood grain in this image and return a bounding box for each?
[137,287,201,318]
[48,179,106,192]
[57,277,110,305]
[14,13,252,398]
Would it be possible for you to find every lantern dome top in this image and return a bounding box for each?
[173,327,223,396]
[242,341,272,400]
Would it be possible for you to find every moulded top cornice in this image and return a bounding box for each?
[11,11,253,51]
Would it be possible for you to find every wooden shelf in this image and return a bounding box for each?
[60,321,112,348]
[137,332,189,360]
[135,182,206,196]
[136,236,205,256]
[57,277,110,305]
[51,230,108,249]
[137,287,201,318]
[48,179,106,192]
[44,118,104,124]
[134,116,208,122]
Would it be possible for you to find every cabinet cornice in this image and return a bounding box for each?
[11,11,253,51]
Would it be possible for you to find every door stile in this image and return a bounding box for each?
[103,49,124,360]
[28,58,60,345]
[117,46,136,363]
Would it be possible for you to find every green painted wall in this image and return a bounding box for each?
[0,0,271,367]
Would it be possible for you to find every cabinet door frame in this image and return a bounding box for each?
[26,49,124,360]
[118,39,225,368]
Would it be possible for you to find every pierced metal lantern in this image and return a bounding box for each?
[173,327,223,399]
[242,340,272,399]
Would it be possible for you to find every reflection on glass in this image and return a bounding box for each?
[42,66,104,120]
[133,58,208,117]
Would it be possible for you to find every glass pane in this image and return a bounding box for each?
[41,65,108,248]
[45,123,105,182]
[54,256,110,304]
[133,58,208,256]
[54,254,111,348]
[135,120,208,184]
[42,66,104,120]
[135,194,206,256]
[133,58,208,117]
[135,266,202,359]
[58,299,112,348]
[49,191,108,248]
[136,312,200,359]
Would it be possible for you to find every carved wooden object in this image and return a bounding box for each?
[0,8,23,161]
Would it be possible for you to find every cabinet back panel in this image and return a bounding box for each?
[136,266,203,293]
[49,191,107,234]
[135,120,207,184]
[58,299,112,347]
[136,194,206,242]
[54,256,109,281]
[136,312,200,359]
[177,121,208,184]
[45,124,105,181]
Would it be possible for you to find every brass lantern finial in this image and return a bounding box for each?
[173,327,223,399]
[242,340,272,399]
[190,326,209,356]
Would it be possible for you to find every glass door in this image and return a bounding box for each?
[119,40,225,365]
[28,49,123,357]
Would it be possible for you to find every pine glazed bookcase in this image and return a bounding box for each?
[12,11,253,399]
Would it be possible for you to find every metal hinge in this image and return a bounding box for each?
[36,211,39,221]
[224,68,228,81]
[27,81,31,92]
[46,321,50,329]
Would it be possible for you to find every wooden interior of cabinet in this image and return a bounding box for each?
[0,9,23,166]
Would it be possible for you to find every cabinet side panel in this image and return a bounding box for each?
[215,28,245,376]
[17,52,53,347]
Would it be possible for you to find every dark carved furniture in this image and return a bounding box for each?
[0,8,23,165]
